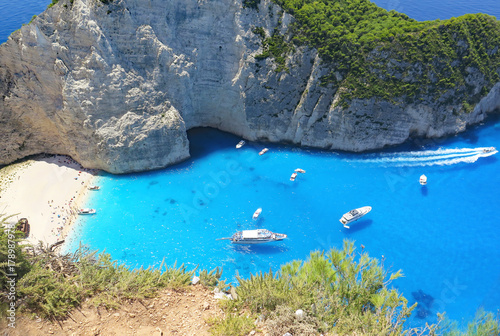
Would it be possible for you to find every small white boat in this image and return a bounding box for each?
[294,168,306,173]
[88,185,100,190]
[290,172,298,181]
[218,229,287,244]
[339,206,372,228]
[78,208,96,215]
[482,147,496,153]
[259,148,269,155]
[236,140,246,149]
[252,208,262,220]
[419,174,427,185]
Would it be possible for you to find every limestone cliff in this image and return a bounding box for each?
[0,0,499,173]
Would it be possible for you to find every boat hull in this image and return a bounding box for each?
[339,206,372,226]
[228,229,287,244]
[78,208,96,215]
[231,238,285,244]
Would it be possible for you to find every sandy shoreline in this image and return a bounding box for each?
[0,155,100,247]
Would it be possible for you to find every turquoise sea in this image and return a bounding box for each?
[67,122,500,326]
[1,0,499,327]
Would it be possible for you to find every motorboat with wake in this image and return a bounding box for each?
[218,229,287,244]
[482,147,497,154]
[339,206,371,228]
[78,208,96,215]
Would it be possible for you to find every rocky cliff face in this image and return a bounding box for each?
[1,0,499,173]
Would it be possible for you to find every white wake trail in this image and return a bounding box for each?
[351,147,497,167]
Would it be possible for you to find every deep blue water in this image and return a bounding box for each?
[372,0,499,21]
[2,0,500,329]
[0,0,51,44]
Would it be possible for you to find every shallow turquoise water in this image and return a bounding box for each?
[65,117,500,325]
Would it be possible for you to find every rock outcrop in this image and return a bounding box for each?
[0,0,499,173]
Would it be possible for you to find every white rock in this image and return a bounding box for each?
[0,0,498,173]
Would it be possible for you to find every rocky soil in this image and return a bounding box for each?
[1,285,264,336]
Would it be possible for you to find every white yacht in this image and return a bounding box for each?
[259,148,269,155]
[339,206,372,228]
[236,140,246,149]
[419,174,427,185]
[252,208,262,220]
[219,229,287,244]
[78,208,96,215]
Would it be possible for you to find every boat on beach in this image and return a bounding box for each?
[218,229,287,244]
[253,208,262,220]
[88,185,100,190]
[259,148,269,155]
[78,208,96,215]
[339,206,372,228]
[419,174,427,185]
[236,140,246,149]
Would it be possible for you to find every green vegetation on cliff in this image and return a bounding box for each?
[260,0,500,108]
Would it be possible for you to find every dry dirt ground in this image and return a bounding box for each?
[1,285,262,336]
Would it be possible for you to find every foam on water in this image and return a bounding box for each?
[353,147,498,167]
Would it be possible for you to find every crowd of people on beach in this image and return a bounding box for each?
[42,155,98,243]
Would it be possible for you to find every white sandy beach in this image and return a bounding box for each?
[0,155,99,246]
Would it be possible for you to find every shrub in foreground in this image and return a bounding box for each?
[13,242,198,318]
[233,240,434,335]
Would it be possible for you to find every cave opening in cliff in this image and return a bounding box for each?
[187,127,244,160]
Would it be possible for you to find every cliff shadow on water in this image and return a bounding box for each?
[187,127,245,161]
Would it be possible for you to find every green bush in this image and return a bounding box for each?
[234,240,423,334]
[254,26,292,73]
[440,310,500,336]
[14,243,195,318]
[208,313,255,336]
[243,0,261,10]
[0,215,31,289]
[18,263,83,318]
[48,0,59,8]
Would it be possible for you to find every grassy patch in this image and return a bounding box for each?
[208,313,255,336]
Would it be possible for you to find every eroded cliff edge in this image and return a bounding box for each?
[1,0,499,173]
